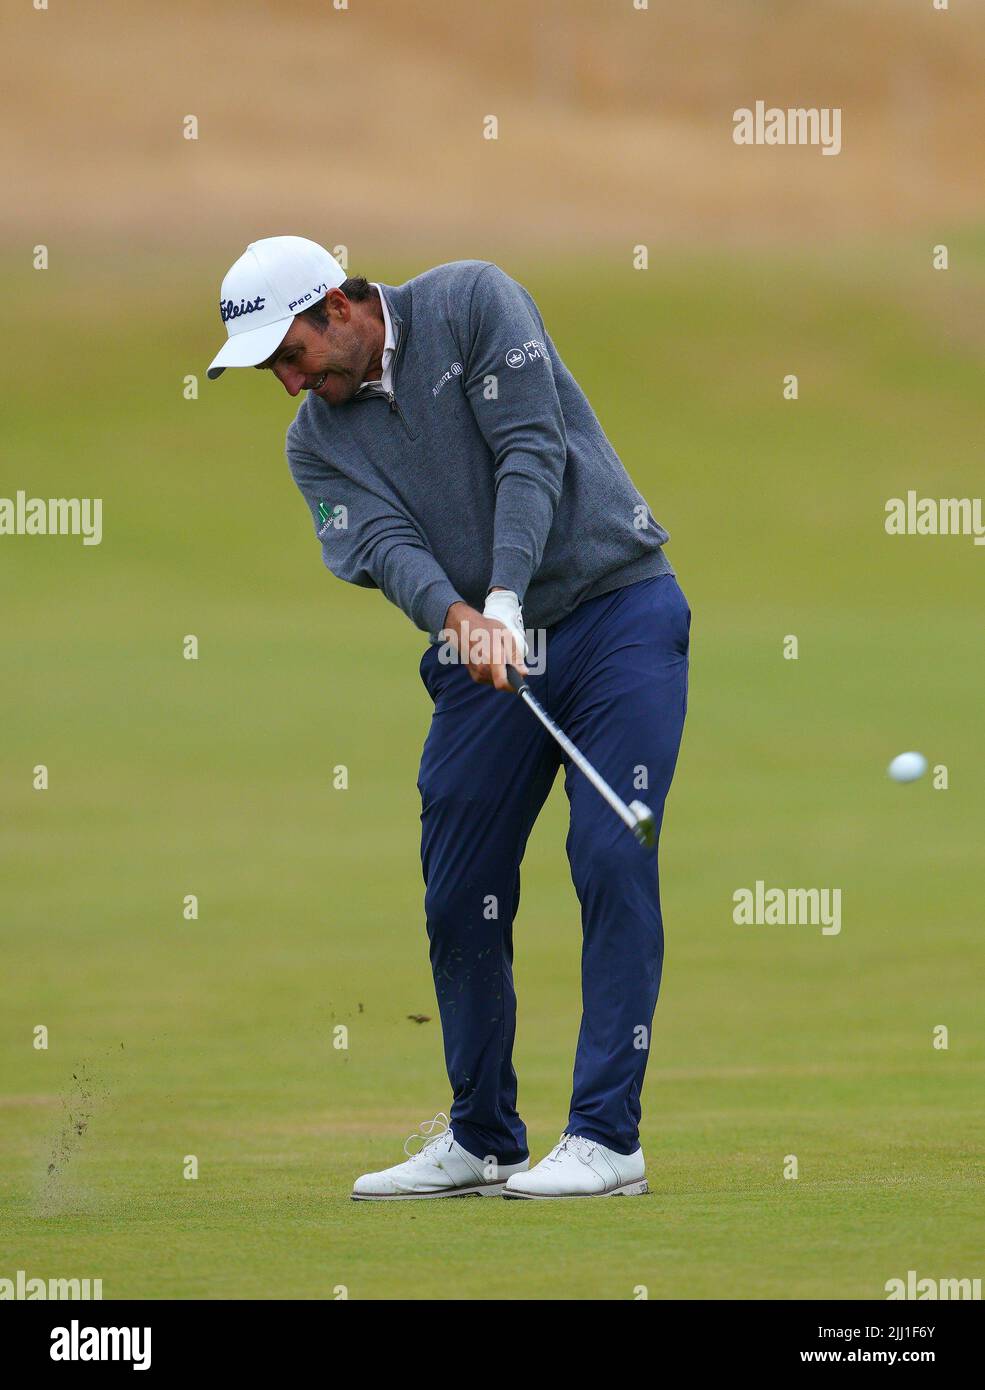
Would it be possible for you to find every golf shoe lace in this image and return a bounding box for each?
[403,1111,452,1159]
[548,1132,597,1165]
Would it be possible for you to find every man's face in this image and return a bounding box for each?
[256,290,374,405]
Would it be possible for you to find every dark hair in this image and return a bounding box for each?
[300,276,374,328]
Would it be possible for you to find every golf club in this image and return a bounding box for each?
[506,664,656,849]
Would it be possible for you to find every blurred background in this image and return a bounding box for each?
[5,0,985,252]
[2,0,984,1300]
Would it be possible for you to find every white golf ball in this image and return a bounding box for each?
[888,751,928,783]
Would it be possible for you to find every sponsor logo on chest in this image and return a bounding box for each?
[431,361,463,397]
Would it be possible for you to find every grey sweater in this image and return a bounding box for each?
[286,260,673,640]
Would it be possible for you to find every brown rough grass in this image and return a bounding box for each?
[3,0,984,255]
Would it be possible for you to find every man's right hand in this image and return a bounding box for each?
[442,601,528,692]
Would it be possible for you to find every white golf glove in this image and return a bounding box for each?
[483,588,529,662]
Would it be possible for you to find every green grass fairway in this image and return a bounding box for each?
[2,244,984,1299]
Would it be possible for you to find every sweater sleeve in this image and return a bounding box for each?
[287,444,463,637]
[462,264,567,602]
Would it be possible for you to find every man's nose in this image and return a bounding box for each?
[275,365,306,396]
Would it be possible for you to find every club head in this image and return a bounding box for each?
[628,800,656,849]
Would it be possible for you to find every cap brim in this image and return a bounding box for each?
[207,316,293,380]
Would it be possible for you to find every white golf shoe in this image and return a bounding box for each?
[502,1132,648,1199]
[351,1112,529,1200]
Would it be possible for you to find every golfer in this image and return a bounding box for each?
[207,236,690,1199]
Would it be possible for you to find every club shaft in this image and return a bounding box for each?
[516,688,638,832]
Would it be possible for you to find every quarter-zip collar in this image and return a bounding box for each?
[354,283,411,402]
[359,283,398,394]
[350,284,417,436]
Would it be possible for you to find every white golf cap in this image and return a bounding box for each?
[207,236,347,380]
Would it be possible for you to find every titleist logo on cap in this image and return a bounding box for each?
[221,294,266,323]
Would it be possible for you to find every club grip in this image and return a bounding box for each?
[505,664,529,694]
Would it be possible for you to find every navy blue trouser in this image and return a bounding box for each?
[417,573,690,1164]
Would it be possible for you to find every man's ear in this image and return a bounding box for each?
[325,288,351,322]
